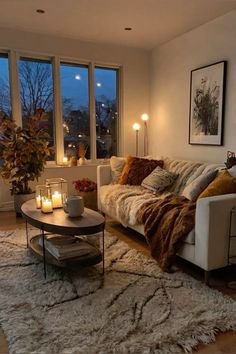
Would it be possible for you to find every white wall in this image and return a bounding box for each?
[150,10,236,162]
[0,28,150,208]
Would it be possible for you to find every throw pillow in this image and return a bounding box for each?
[141,166,178,193]
[181,169,218,201]
[228,165,236,179]
[198,170,236,199]
[119,156,164,185]
[110,156,126,184]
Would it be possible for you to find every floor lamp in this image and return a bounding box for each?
[132,123,140,156]
[141,113,149,156]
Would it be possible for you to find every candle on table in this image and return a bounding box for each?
[41,199,53,213]
[52,191,62,208]
[36,195,42,209]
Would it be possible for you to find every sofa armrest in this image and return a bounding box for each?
[195,193,236,270]
[97,165,112,210]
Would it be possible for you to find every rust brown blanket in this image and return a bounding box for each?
[137,194,196,271]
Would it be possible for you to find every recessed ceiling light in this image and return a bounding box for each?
[124,27,132,31]
[36,9,45,14]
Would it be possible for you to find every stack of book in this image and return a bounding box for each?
[38,234,90,261]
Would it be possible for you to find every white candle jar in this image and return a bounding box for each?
[41,198,53,213]
[39,186,53,213]
[45,178,68,209]
[35,185,48,209]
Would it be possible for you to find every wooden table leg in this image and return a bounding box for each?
[25,220,29,248]
[42,229,47,279]
[102,228,105,275]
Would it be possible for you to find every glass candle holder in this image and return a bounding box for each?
[45,178,68,209]
[35,185,48,209]
[40,187,53,213]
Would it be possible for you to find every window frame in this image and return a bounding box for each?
[0,51,12,118]
[1,49,122,163]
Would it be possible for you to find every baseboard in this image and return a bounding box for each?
[0,201,14,211]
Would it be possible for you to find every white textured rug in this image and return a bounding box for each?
[0,228,236,354]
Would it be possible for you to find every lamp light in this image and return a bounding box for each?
[132,123,140,156]
[141,113,149,156]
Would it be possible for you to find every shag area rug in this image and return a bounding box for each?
[0,228,236,354]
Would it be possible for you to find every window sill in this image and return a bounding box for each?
[45,159,110,169]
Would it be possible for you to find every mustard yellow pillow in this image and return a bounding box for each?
[198,170,236,198]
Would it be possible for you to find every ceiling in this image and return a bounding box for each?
[0,0,236,50]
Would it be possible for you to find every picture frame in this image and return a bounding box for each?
[189,61,227,146]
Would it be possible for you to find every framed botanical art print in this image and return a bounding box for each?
[189,61,227,145]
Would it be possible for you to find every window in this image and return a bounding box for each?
[0,50,120,163]
[18,57,55,159]
[0,54,11,118]
[60,63,90,159]
[95,67,119,158]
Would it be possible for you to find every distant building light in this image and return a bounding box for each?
[96,82,102,87]
[75,75,81,80]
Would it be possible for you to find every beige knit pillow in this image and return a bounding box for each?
[182,169,218,201]
[110,156,126,184]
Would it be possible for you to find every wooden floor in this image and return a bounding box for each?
[0,211,236,354]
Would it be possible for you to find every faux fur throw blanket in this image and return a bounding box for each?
[137,194,196,271]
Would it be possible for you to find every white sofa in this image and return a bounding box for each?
[97,157,236,282]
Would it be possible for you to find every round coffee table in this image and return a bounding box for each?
[21,199,105,278]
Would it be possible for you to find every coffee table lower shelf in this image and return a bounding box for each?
[29,235,102,269]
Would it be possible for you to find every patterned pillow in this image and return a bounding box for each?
[110,156,126,184]
[198,170,236,198]
[141,166,178,193]
[181,169,218,201]
[119,156,164,185]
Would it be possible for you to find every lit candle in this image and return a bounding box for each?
[63,157,68,166]
[36,195,42,209]
[52,191,62,208]
[41,199,53,213]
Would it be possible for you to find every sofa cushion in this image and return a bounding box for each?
[141,166,178,193]
[181,169,218,201]
[163,157,224,195]
[119,156,164,185]
[199,170,236,198]
[110,156,126,184]
[228,165,236,178]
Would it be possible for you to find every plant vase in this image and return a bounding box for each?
[77,190,97,211]
[14,193,35,217]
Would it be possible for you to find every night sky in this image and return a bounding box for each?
[0,57,117,111]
